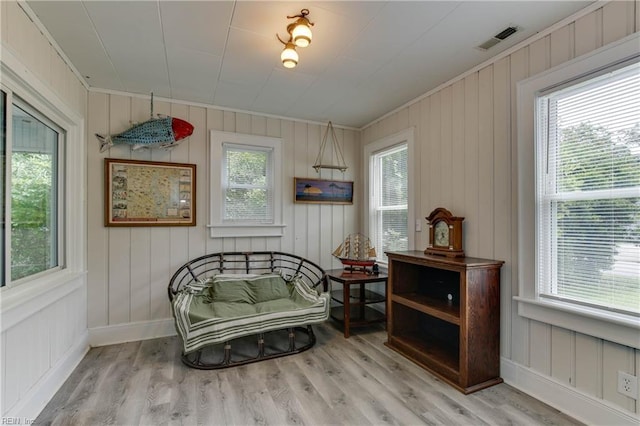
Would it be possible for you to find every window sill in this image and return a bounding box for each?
[514,296,640,349]
[207,223,286,238]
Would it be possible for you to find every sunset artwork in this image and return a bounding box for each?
[294,178,353,204]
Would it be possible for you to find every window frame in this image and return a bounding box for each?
[8,96,66,284]
[363,128,415,267]
[208,130,285,238]
[0,53,85,297]
[221,143,273,223]
[515,33,640,349]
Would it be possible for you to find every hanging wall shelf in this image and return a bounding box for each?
[313,121,348,173]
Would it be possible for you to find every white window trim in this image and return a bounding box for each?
[10,98,66,284]
[208,130,285,238]
[363,127,415,267]
[515,33,640,349]
[0,49,86,309]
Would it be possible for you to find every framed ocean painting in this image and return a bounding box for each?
[294,177,353,204]
[104,158,196,226]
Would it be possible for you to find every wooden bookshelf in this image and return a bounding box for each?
[385,251,504,394]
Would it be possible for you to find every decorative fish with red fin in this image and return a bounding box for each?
[96,116,194,152]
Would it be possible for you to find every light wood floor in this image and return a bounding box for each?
[36,322,582,425]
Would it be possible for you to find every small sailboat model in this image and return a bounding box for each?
[333,233,377,272]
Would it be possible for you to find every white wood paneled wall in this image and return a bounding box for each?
[2,282,86,416]
[0,2,86,115]
[361,0,639,417]
[1,1,88,418]
[4,0,638,421]
[86,93,360,328]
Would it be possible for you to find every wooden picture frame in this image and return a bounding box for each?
[104,158,196,226]
[294,177,353,204]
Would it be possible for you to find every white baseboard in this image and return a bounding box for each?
[89,318,176,347]
[501,358,639,426]
[6,330,89,421]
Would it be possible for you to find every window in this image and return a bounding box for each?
[1,91,65,286]
[1,91,5,286]
[372,145,408,258]
[364,128,414,265]
[536,60,639,316]
[209,131,284,238]
[222,144,273,223]
[516,34,639,348]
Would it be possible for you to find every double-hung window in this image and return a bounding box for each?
[365,128,414,265]
[1,90,65,286]
[222,143,273,223]
[516,34,639,347]
[209,131,284,238]
[536,60,639,315]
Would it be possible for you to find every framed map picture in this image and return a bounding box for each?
[104,158,196,226]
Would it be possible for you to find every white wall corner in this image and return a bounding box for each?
[6,330,89,421]
[89,318,177,347]
[501,357,640,426]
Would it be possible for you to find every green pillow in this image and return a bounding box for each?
[207,273,289,304]
[247,274,290,303]
[208,278,256,304]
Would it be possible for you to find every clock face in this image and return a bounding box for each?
[434,221,449,247]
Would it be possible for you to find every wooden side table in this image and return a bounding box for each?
[326,269,388,338]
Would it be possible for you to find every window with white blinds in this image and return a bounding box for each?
[222,143,273,223]
[536,59,640,315]
[209,131,284,238]
[371,143,408,262]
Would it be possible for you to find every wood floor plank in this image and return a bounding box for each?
[167,352,198,424]
[275,356,343,424]
[192,370,236,426]
[318,343,426,425]
[218,369,255,425]
[138,338,177,425]
[231,362,287,425]
[87,341,142,425]
[259,356,314,425]
[293,351,373,425]
[35,322,583,426]
[337,334,472,424]
[51,344,124,425]
[36,345,105,425]
[313,349,400,424]
[348,330,515,424]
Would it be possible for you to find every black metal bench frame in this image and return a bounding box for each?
[168,251,328,370]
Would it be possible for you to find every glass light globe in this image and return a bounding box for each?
[281,43,298,68]
[292,20,312,47]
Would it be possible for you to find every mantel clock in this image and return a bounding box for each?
[425,207,465,258]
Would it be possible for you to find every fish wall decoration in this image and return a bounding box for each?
[96,116,194,152]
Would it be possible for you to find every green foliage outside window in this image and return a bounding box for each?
[555,123,640,311]
[380,147,408,255]
[225,149,269,221]
[11,152,55,280]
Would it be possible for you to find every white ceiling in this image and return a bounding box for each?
[27,1,594,128]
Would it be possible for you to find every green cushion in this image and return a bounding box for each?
[254,298,300,314]
[210,301,257,319]
[247,274,290,303]
[206,273,289,304]
[208,279,256,304]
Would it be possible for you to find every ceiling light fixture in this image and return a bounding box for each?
[281,41,299,69]
[277,9,314,68]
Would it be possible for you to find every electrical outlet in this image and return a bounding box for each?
[617,371,638,399]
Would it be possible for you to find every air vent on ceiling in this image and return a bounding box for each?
[476,26,519,51]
